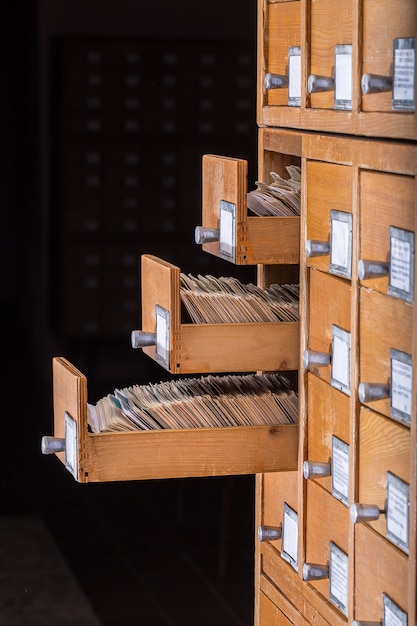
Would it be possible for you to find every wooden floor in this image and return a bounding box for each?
[1,380,255,626]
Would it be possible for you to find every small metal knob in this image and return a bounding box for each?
[264,73,288,89]
[358,382,390,403]
[305,240,330,258]
[303,349,331,370]
[303,461,331,480]
[258,524,282,542]
[131,330,156,349]
[350,503,384,524]
[41,436,65,455]
[308,74,334,93]
[302,562,329,581]
[358,259,389,281]
[361,73,392,95]
[194,226,220,245]
[352,621,382,626]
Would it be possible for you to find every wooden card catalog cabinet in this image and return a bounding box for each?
[135,254,299,374]
[44,357,298,483]
[196,129,301,266]
[257,0,417,139]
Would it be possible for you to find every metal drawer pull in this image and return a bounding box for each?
[303,349,331,369]
[361,73,392,94]
[41,436,65,455]
[303,461,331,480]
[350,503,385,523]
[358,259,389,280]
[264,73,288,89]
[131,331,156,348]
[257,525,282,542]
[307,74,334,93]
[194,226,220,244]
[358,382,390,403]
[305,239,330,258]
[302,562,329,581]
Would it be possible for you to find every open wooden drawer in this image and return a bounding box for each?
[42,357,299,483]
[132,254,300,374]
[195,150,300,265]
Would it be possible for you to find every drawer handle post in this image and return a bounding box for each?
[305,239,330,258]
[41,436,65,455]
[264,73,288,89]
[352,621,382,626]
[361,73,392,95]
[358,259,389,280]
[131,330,156,349]
[307,74,334,93]
[303,349,331,370]
[194,226,220,244]
[303,461,331,480]
[302,562,329,581]
[350,503,385,524]
[257,524,282,542]
[358,382,390,403]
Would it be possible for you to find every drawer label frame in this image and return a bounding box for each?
[155,304,170,370]
[331,436,350,506]
[392,37,415,112]
[386,471,409,554]
[288,46,301,107]
[219,200,236,262]
[281,503,298,572]
[383,592,408,626]
[329,541,349,616]
[64,411,78,479]
[389,226,414,304]
[334,44,353,111]
[390,349,412,425]
[330,210,352,279]
[331,325,351,396]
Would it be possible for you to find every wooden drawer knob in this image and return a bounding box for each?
[257,525,282,542]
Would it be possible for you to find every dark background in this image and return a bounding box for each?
[2,2,259,624]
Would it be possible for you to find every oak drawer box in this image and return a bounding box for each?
[355,523,408,623]
[197,133,301,266]
[47,357,299,483]
[305,160,353,278]
[359,287,413,423]
[304,481,350,616]
[306,269,352,389]
[357,407,410,548]
[305,374,350,499]
[258,0,417,139]
[137,254,299,374]
[359,169,415,301]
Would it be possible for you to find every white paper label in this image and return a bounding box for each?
[335,52,352,102]
[331,436,350,505]
[281,504,298,571]
[391,350,412,423]
[329,542,348,615]
[386,472,409,553]
[393,45,415,106]
[219,200,235,260]
[331,326,351,395]
[390,237,411,293]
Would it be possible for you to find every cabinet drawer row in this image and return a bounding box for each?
[258,0,416,139]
